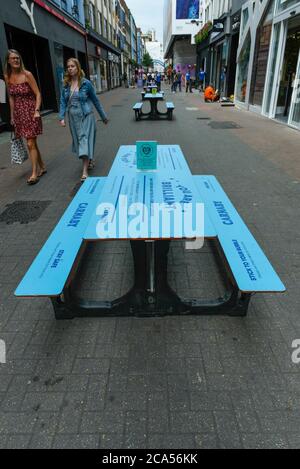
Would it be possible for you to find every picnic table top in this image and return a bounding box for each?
[144,93,164,99]
[84,145,216,241]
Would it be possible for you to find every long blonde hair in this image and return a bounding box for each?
[4,49,25,78]
[63,58,85,87]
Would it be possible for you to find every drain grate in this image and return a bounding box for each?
[0,200,51,224]
[208,121,242,129]
[197,117,211,120]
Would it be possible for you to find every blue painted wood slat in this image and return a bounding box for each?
[193,175,286,293]
[15,177,106,297]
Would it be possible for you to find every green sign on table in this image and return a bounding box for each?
[136,141,157,170]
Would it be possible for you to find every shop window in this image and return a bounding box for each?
[242,8,249,34]
[236,32,251,102]
[71,1,79,20]
[98,11,102,35]
[276,0,298,13]
[89,2,96,29]
[61,0,68,11]
[250,0,275,105]
[263,23,281,114]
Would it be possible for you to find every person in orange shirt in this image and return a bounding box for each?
[204,84,219,102]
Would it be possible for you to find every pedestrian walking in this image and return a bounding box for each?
[177,70,182,92]
[123,72,128,88]
[171,70,178,93]
[156,72,161,92]
[198,69,206,91]
[59,58,108,183]
[4,49,46,185]
[185,69,192,93]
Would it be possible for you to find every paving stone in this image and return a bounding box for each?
[242,433,289,449]
[170,411,214,434]
[80,410,125,434]
[5,434,32,449]
[1,87,300,448]
[72,358,110,375]
[52,434,100,449]
[148,434,196,449]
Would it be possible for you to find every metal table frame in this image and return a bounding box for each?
[51,238,251,319]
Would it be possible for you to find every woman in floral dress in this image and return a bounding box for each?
[4,49,46,185]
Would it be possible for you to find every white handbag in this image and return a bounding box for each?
[10,132,28,164]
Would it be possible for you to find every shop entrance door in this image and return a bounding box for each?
[5,25,56,112]
[274,18,300,122]
[289,47,300,128]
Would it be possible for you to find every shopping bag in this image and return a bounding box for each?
[10,132,28,164]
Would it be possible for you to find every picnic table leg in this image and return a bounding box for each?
[128,240,183,313]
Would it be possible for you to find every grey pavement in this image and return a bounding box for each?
[0,83,300,449]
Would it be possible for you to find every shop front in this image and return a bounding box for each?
[0,0,87,130]
[235,0,300,130]
[87,32,121,93]
[208,17,230,97]
[108,52,121,89]
[263,4,300,128]
[88,44,108,93]
[196,36,211,88]
[210,38,229,95]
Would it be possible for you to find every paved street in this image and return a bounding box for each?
[0,83,300,449]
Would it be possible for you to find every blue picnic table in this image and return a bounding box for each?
[15,145,285,319]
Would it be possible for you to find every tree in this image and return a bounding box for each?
[142,52,153,70]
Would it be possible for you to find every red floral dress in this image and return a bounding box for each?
[8,82,43,139]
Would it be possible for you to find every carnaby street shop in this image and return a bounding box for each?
[0,0,87,130]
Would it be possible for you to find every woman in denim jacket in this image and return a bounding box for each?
[59,58,108,182]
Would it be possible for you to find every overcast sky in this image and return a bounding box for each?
[125,0,164,43]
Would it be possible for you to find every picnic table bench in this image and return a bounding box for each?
[15,145,285,319]
[133,94,174,121]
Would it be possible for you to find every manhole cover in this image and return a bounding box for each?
[0,200,51,224]
[197,117,211,120]
[208,121,242,129]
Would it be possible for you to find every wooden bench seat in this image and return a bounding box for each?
[15,177,106,298]
[166,102,175,120]
[133,102,143,120]
[193,175,285,293]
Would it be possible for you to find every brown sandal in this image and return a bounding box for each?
[27,177,39,185]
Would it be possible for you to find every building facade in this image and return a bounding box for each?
[195,0,246,95]
[137,28,146,67]
[235,0,300,130]
[163,0,200,78]
[0,0,87,130]
[144,30,165,72]
[84,0,121,92]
